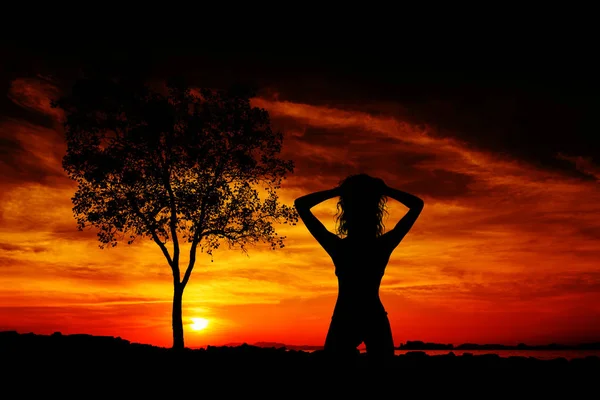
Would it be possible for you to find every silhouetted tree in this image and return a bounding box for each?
[52,76,297,350]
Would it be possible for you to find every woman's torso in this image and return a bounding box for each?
[328,236,392,316]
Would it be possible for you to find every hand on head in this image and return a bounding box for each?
[338,174,386,197]
[374,177,387,194]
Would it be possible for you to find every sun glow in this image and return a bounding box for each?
[190,317,209,331]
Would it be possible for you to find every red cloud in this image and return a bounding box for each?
[7,76,63,120]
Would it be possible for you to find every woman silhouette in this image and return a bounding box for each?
[294,174,424,364]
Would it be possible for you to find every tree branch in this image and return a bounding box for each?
[180,162,224,289]
[163,170,180,283]
[181,230,201,289]
[126,193,173,267]
[202,228,255,241]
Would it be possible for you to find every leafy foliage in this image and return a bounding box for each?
[52,76,297,280]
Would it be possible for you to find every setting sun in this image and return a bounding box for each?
[190,318,209,332]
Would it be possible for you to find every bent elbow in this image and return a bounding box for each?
[294,198,304,211]
[413,197,424,209]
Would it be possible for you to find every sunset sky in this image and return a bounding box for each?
[1,39,599,348]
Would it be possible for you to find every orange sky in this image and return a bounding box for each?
[1,75,599,348]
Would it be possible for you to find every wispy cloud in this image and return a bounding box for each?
[7,76,63,119]
[557,153,600,181]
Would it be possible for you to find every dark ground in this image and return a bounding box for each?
[2,331,598,395]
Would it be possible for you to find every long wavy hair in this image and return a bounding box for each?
[335,174,388,238]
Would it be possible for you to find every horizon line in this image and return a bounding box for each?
[3,331,599,349]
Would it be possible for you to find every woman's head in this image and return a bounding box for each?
[335,174,388,238]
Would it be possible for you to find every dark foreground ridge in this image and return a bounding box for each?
[2,331,599,392]
[3,331,599,369]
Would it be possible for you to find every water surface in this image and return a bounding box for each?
[391,349,600,360]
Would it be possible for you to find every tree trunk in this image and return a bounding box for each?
[172,284,184,350]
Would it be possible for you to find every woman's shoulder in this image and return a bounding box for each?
[338,236,385,248]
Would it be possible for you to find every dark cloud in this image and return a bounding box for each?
[275,120,476,200]
[557,153,600,181]
[0,133,62,186]
[0,118,68,187]
[0,136,26,164]
[0,300,171,334]
[402,169,474,199]
[392,272,600,304]
[7,77,62,119]
[51,225,104,242]
[3,38,598,184]
[0,242,46,253]
[576,226,600,241]
[52,265,129,283]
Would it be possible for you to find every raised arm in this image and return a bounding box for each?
[380,183,424,251]
[294,187,341,255]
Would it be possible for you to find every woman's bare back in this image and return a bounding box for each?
[326,237,393,316]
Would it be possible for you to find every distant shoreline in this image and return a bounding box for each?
[395,340,600,351]
[213,339,600,351]
[3,331,599,351]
